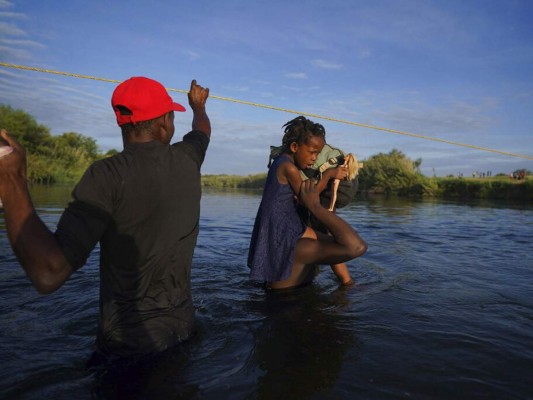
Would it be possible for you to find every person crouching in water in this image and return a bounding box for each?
[247,116,367,289]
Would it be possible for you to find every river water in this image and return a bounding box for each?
[0,186,532,399]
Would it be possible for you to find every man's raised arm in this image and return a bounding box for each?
[188,79,211,137]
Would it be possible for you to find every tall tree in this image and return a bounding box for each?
[359,149,424,193]
[0,104,110,184]
[0,105,52,152]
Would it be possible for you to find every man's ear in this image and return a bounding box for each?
[159,111,175,144]
[163,111,174,125]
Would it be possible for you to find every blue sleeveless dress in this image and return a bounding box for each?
[247,154,306,282]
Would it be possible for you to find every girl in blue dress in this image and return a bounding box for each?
[247,116,367,289]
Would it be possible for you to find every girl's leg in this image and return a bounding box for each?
[268,227,318,290]
[307,227,354,286]
[269,227,355,290]
[301,226,318,240]
[268,263,318,290]
[330,263,354,286]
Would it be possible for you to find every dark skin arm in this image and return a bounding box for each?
[315,166,348,194]
[0,129,73,294]
[188,80,211,138]
[278,158,348,196]
[295,179,367,265]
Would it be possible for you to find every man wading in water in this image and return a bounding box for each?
[0,77,210,364]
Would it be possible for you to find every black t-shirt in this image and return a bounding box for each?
[55,130,209,357]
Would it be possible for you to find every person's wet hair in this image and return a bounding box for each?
[281,116,326,150]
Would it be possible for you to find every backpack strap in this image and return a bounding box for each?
[268,145,284,168]
[318,155,344,174]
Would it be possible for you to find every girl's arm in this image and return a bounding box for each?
[315,166,348,193]
[277,159,306,196]
[277,157,350,198]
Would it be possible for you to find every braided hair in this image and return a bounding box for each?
[281,116,326,151]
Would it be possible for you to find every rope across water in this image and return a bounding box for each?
[1,61,532,161]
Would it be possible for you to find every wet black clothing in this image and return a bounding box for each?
[55,130,209,357]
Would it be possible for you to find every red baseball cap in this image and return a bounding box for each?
[111,76,186,126]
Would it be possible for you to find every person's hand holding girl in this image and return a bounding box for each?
[298,178,322,211]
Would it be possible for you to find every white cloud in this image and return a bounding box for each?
[285,72,308,80]
[356,49,371,59]
[0,44,32,60]
[0,38,44,48]
[0,0,13,9]
[372,101,496,140]
[0,21,25,36]
[312,59,343,70]
[0,11,25,18]
[253,79,272,86]
[184,49,200,61]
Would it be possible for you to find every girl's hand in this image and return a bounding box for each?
[325,165,349,181]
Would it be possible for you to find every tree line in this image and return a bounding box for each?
[1,104,530,201]
[0,105,115,184]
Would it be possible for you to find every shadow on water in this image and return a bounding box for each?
[91,344,200,399]
[89,281,359,399]
[247,284,358,399]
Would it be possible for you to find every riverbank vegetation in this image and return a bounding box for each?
[204,149,531,202]
[431,175,532,201]
[0,105,115,184]
[202,173,266,189]
[1,105,531,201]
[357,149,532,201]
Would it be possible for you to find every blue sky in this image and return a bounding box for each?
[0,0,532,176]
